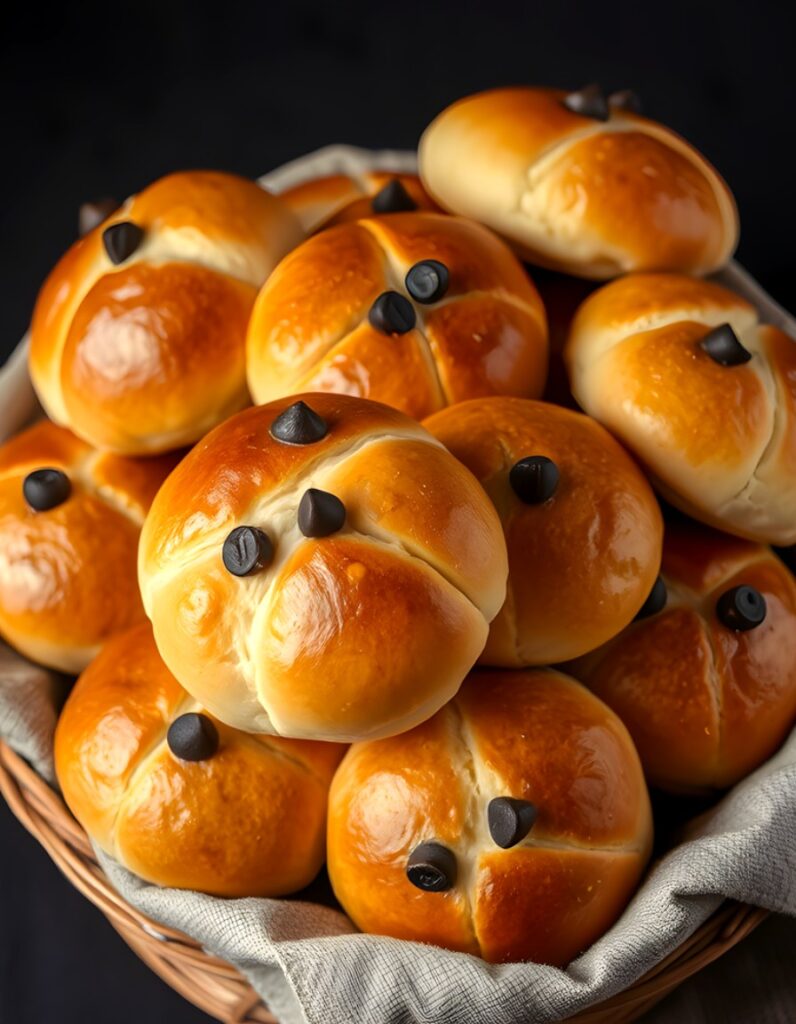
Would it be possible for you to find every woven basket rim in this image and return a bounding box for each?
[0,739,767,1024]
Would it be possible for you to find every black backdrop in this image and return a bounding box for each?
[1,2,794,1021]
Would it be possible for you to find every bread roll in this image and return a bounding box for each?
[245,212,548,420]
[565,273,796,544]
[138,393,508,741]
[280,171,438,234]
[424,398,663,664]
[0,420,176,673]
[419,86,738,279]
[29,171,304,454]
[328,668,652,965]
[55,623,344,896]
[569,521,796,792]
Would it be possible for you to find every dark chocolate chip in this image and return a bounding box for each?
[371,178,418,214]
[102,220,144,264]
[222,526,273,576]
[298,488,346,538]
[368,291,416,335]
[78,198,118,237]
[563,83,610,122]
[488,797,537,849]
[509,456,560,504]
[716,585,767,631]
[406,841,457,892]
[405,260,449,304]
[22,469,71,512]
[634,576,667,621]
[167,713,219,762]
[775,546,796,575]
[608,89,642,114]
[270,400,328,445]
[699,323,752,366]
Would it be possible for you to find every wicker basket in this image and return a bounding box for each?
[0,739,767,1024]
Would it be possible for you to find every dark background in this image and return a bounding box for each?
[2,2,795,1021]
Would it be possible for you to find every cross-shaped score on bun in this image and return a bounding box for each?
[138,393,509,742]
[245,212,549,421]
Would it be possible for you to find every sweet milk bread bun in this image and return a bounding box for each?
[245,212,548,420]
[328,668,652,965]
[569,521,796,793]
[280,171,438,234]
[564,272,796,544]
[419,85,738,279]
[29,171,304,454]
[424,397,663,664]
[138,393,508,742]
[0,420,176,673]
[55,623,344,896]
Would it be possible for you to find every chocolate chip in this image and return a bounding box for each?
[488,797,537,849]
[563,83,610,121]
[368,291,416,335]
[102,221,144,264]
[608,89,642,114]
[716,585,767,631]
[22,469,71,512]
[222,526,273,576]
[634,576,667,621]
[270,400,328,445]
[371,179,417,214]
[699,323,752,366]
[78,198,118,236]
[406,842,457,892]
[509,456,559,504]
[405,260,449,304]
[167,713,219,762]
[298,488,346,538]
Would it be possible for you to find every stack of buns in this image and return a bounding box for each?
[3,86,793,970]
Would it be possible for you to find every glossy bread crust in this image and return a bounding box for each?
[327,668,652,964]
[419,87,738,279]
[54,623,344,896]
[280,171,439,233]
[424,397,663,664]
[0,420,176,672]
[245,212,548,420]
[29,171,304,454]
[569,521,796,792]
[138,393,508,741]
[565,273,796,544]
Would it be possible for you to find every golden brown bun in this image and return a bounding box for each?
[564,273,796,544]
[569,521,796,792]
[280,171,439,234]
[328,668,652,965]
[245,212,548,420]
[0,420,177,673]
[138,393,508,741]
[424,398,663,664]
[419,87,738,279]
[29,171,304,454]
[55,623,344,896]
